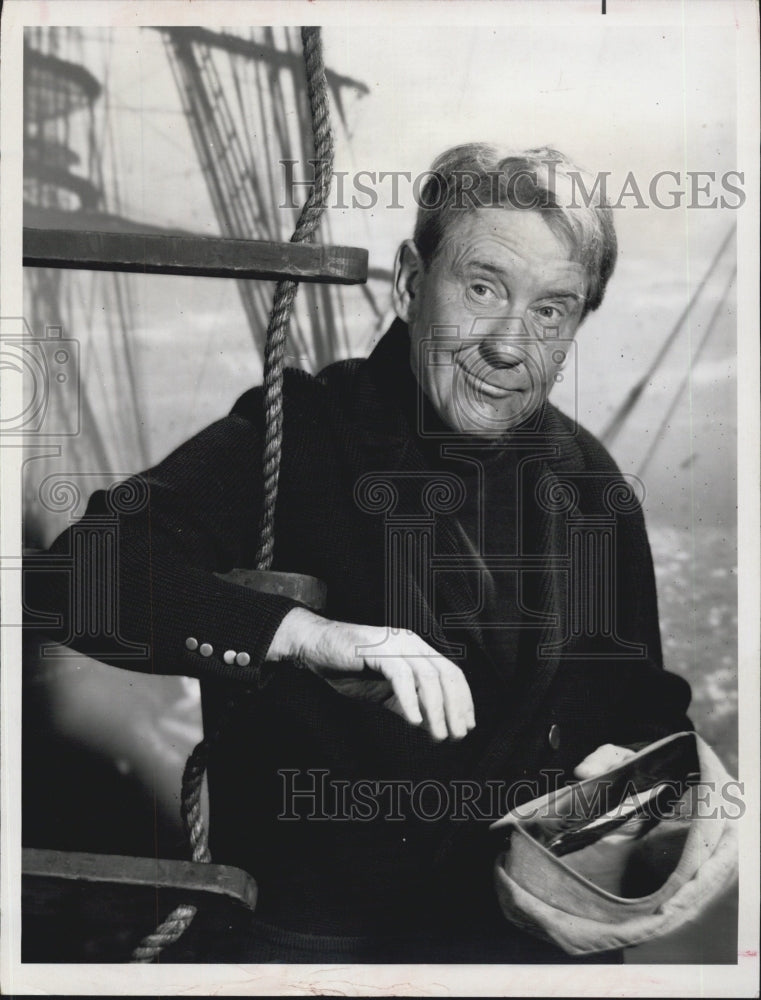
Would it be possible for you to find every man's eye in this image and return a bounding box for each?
[535,305,562,322]
[469,283,496,301]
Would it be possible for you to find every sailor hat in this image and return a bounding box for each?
[491,731,738,955]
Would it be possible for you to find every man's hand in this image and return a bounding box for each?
[573,743,636,780]
[267,607,476,741]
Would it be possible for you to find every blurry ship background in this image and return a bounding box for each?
[21,23,738,935]
[22,24,385,864]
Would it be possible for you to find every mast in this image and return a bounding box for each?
[158,26,378,370]
[23,29,149,546]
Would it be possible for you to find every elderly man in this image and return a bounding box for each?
[29,144,692,963]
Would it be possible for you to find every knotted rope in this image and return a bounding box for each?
[131,25,334,962]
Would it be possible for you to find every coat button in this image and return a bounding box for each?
[185,637,198,651]
[199,643,213,657]
[236,652,251,667]
[548,724,561,750]
[223,649,237,665]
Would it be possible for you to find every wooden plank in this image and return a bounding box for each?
[215,568,327,611]
[23,847,258,909]
[22,848,259,962]
[23,227,369,285]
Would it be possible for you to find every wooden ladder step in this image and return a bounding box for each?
[22,847,258,963]
[23,226,369,284]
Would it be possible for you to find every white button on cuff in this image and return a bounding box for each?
[223,650,236,665]
[185,637,199,651]
[235,652,251,667]
[199,643,213,657]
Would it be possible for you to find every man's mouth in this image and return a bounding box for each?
[455,360,525,397]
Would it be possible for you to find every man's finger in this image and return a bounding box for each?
[411,661,449,741]
[405,635,475,736]
[573,743,636,779]
[434,659,474,739]
[364,636,476,741]
[374,659,423,728]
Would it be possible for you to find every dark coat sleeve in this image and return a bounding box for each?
[24,394,300,687]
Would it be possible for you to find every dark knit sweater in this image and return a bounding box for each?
[26,320,692,962]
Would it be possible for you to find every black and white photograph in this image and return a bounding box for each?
[1,1,758,995]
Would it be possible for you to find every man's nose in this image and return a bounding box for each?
[476,320,531,368]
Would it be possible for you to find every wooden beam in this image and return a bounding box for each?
[215,568,327,611]
[23,847,259,908]
[22,847,259,962]
[23,227,369,285]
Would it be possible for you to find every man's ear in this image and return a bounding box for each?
[392,239,424,323]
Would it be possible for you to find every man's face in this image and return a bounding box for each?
[394,208,588,436]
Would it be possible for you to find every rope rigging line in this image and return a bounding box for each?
[635,263,737,480]
[131,25,335,963]
[600,222,736,447]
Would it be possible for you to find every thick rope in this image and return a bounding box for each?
[131,26,334,963]
[255,26,334,570]
[130,698,232,962]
